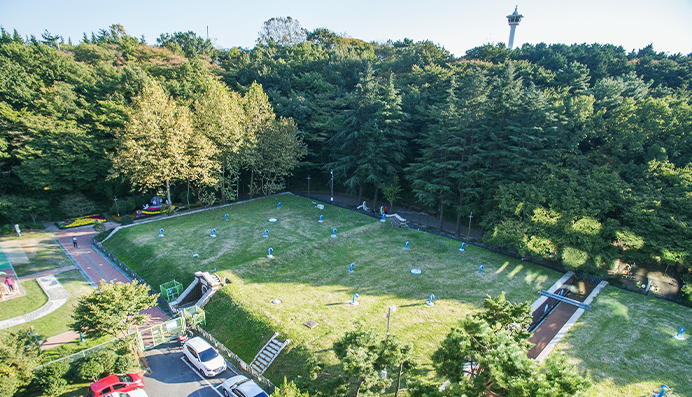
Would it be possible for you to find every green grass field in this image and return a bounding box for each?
[0,271,94,338]
[103,194,692,396]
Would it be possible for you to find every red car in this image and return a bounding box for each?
[87,373,145,397]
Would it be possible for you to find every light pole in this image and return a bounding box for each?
[330,169,334,202]
[386,305,396,335]
[467,213,473,244]
[307,176,311,200]
[114,197,120,217]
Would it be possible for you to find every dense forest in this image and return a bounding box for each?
[2,21,692,280]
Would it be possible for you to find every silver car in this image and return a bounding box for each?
[182,337,227,377]
[219,375,269,397]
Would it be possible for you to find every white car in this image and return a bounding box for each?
[182,336,227,377]
[220,375,269,397]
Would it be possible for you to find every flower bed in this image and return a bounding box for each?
[56,214,106,229]
[137,205,180,217]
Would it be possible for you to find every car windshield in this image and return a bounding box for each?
[198,347,219,362]
[116,374,132,383]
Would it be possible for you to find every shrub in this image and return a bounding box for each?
[58,193,96,218]
[113,355,134,373]
[94,228,114,242]
[77,359,104,381]
[91,349,117,375]
[110,199,135,216]
[121,215,134,225]
[36,361,70,397]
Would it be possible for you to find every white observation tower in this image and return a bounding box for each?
[506,6,524,49]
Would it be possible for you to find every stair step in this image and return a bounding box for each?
[265,346,278,354]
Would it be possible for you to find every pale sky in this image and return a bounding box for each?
[1,0,691,57]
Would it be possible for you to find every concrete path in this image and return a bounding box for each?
[0,240,29,264]
[18,265,77,281]
[0,275,68,330]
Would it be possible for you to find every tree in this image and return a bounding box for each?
[193,76,245,203]
[327,65,407,207]
[271,378,310,397]
[333,328,390,397]
[254,117,306,195]
[258,17,307,46]
[0,331,40,397]
[111,80,217,215]
[157,31,216,59]
[382,175,403,209]
[71,280,158,339]
[427,295,589,397]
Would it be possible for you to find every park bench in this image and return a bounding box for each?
[386,213,407,227]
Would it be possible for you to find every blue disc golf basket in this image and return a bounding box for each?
[160,280,184,302]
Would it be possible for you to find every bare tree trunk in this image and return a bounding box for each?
[249,168,254,199]
[395,362,403,397]
[187,181,190,208]
[221,158,226,204]
[358,184,363,204]
[373,185,379,210]
[355,378,364,397]
[166,179,173,216]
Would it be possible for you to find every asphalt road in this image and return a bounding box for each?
[144,341,237,397]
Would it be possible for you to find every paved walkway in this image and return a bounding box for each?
[0,275,68,330]
[39,222,169,349]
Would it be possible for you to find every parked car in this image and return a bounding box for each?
[219,375,269,397]
[182,336,226,377]
[104,389,149,397]
[87,373,145,397]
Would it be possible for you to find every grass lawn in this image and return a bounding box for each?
[103,196,559,378]
[102,194,692,396]
[554,287,692,397]
[4,232,74,277]
[1,270,94,338]
[0,280,47,321]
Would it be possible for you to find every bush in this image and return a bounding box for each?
[94,228,114,242]
[91,349,117,375]
[36,361,70,397]
[121,215,134,225]
[59,193,96,218]
[178,190,196,206]
[77,359,104,381]
[94,222,106,233]
[113,355,134,373]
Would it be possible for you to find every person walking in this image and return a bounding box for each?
[73,236,78,248]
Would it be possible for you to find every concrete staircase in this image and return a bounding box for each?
[250,333,290,374]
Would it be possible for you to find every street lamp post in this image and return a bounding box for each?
[467,213,473,244]
[307,176,311,200]
[114,197,120,217]
[330,170,334,202]
[386,305,397,335]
